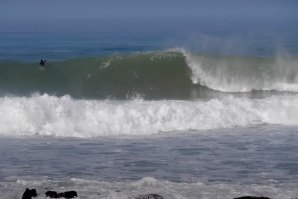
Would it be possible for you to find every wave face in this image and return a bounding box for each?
[0,52,194,99]
[0,94,297,137]
[0,50,298,100]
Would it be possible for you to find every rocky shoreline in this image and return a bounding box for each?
[22,188,274,199]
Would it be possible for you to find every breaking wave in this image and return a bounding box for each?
[0,50,297,100]
[182,49,298,92]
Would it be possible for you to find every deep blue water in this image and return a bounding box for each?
[1,32,298,62]
[0,32,166,61]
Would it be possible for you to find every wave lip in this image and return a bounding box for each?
[181,49,298,92]
[0,94,297,138]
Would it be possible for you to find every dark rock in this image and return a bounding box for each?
[45,191,58,198]
[63,191,77,198]
[234,196,271,199]
[135,193,163,199]
[56,192,65,198]
[22,188,38,199]
[45,190,77,198]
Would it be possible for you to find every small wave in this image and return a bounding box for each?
[0,94,297,137]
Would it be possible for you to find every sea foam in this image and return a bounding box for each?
[0,94,297,137]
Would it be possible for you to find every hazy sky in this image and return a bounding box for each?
[0,0,297,33]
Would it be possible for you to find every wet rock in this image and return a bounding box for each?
[45,191,58,198]
[22,188,38,199]
[234,196,271,199]
[135,193,163,199]
[45,190,77,198]
[60,191,77,198]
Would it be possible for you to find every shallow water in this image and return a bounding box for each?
[1,125,298,198]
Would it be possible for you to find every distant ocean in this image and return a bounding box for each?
[0,32,298,198]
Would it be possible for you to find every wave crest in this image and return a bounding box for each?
[181,49,298,92]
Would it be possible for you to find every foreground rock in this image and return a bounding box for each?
[22,188,37,199]
[234,196,271,199]
[45,190,77,198]
[135,193,163,199]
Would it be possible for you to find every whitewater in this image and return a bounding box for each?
[0,94,298,137]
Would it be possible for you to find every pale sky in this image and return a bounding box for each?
[0,0,297,33]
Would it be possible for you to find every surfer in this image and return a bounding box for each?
[39,59,46,67]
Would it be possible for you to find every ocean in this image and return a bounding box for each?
[0,32,298,199]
